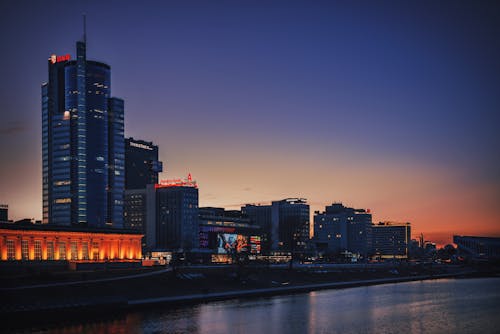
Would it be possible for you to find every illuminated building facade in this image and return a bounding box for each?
[125,137,163,190]
[314,203,372,257]
[0,223,142,261]
[42,37,124,227]
[372,222,411,258]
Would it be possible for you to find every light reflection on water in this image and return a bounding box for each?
[31,277,500,334]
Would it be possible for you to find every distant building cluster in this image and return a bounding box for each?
[1,36,421,265]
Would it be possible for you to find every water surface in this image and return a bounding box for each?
[31,277,500,334]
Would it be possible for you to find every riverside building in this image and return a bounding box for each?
[42,35,124,227]
[0,223,142,262]
[313,203,372,258]
[124,175,199,252]
[371,222,411,259]
[242,198,310,254]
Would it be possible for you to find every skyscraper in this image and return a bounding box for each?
[125,137,163,190]
[42,37,124,228]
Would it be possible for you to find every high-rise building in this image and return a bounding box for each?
[371,222,411,258]
[125,138,163,190]
[242,198,310,253]
[123,175,199,252]
[42,38,124,227]
[313,203,372,257]
[0,204,8,222]
[241,204,273,252]
[156,183,199,251]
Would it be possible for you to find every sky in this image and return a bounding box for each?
[0,0,499,245]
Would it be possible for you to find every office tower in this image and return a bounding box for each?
[372,222,411,258]
[42,37,124,227]
[125,138,163,190]
[313,203,372,257]
[241,204,273,252]
[156,182,199,251]
[123,176,199,251]
[272,198,310,253]
[0,204,7,222]
[242,198,310,253]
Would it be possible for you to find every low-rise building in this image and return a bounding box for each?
[0,223,142,262]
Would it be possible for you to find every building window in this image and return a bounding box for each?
[34,240,42,260]
[59,242,66,260]
[7,240,15,260]
[82,242,89,260]
[71,241,78,260]
[47,242,55,260]
[21,240,29,260]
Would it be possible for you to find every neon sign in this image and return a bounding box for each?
[156,173,197,189]
[50,54,71,64]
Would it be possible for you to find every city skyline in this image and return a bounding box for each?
[1,1,499,245]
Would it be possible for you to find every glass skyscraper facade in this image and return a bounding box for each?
[42,39,124,228]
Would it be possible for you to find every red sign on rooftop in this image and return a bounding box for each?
[156,173,197,189]
[49,54,71,64]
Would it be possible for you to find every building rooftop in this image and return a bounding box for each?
[0,222,142,235]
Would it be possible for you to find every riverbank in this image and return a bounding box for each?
[0,264,494,330]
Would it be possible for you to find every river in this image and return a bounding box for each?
[27,277,500,333]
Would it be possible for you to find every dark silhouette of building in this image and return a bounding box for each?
[0,204,7,222]
[242,198,309,254]
[241,204,273,252]
[42,36,124,227]
[123,175,198,252]
[125,138,163,190]
[156,184,198,251]
[453,235,500,260]
[313,203,372,258]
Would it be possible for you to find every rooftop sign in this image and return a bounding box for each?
[129,141,154,151]
[156,173,197,189]
[49,54,71,64]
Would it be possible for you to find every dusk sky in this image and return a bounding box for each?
[1,1,499,245]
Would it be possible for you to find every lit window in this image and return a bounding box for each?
[21,240,29,260]
[47,242,55,260]
[7,240,15,260]
[34,240,42,260]
[59,242,66,260]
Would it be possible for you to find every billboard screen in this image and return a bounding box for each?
[250,236,261,254]
[217,234,248,254]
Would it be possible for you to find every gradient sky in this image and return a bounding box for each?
[1,1,499,245]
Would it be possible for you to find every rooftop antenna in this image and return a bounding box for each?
[83,13,87,44]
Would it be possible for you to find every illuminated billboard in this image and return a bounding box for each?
[250,236,261,254]
[217,234,248,254]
